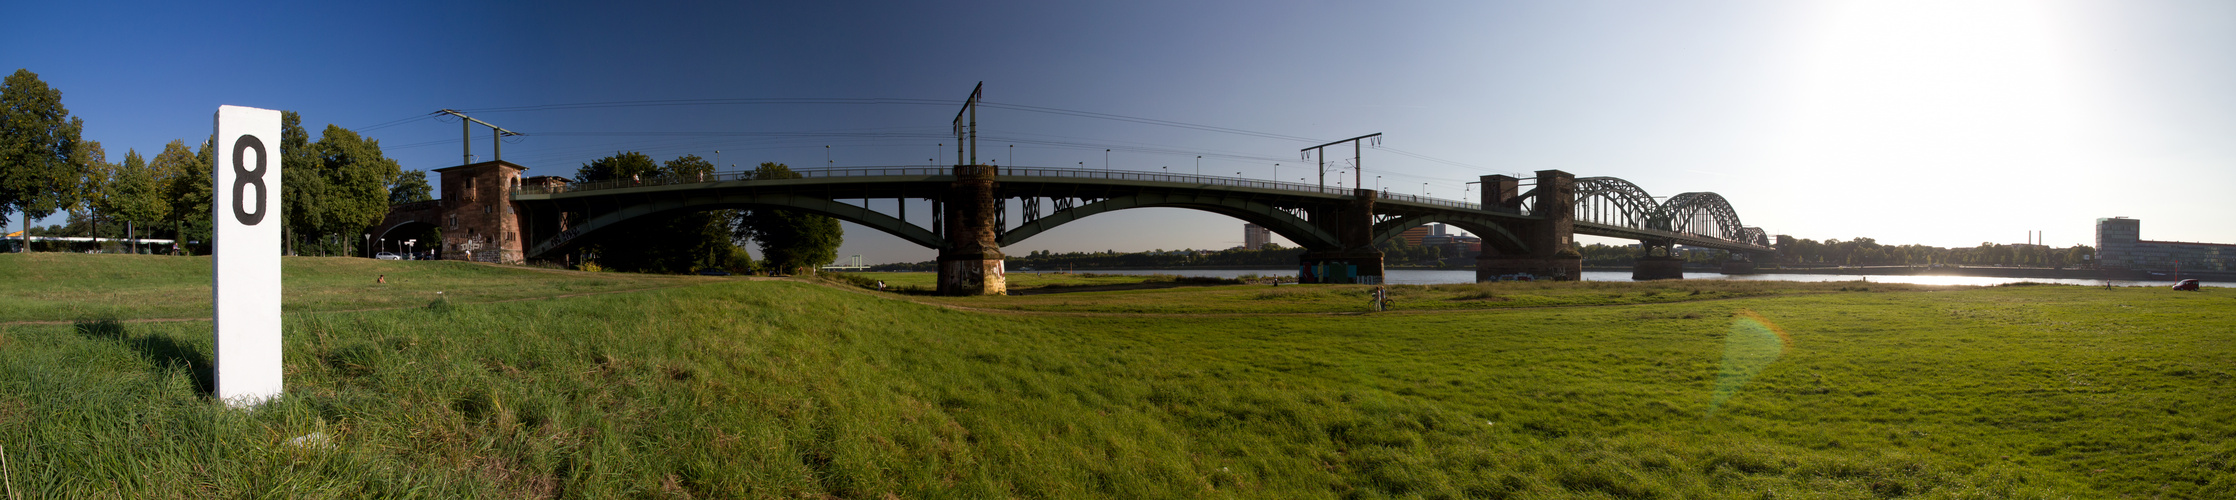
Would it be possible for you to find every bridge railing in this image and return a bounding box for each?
[514,165,1517,215]
[516,166,954,195]
[999,167,1356,196]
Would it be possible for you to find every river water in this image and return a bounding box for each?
[1070,269,2226,288]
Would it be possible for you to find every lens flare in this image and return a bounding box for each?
[1709,309,1789,415]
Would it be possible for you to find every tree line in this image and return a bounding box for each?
[1,69,417,256]
[0,68,842,273]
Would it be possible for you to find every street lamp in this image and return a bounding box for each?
[1105,149,1110,172]
[1009,144,1014,167]
[1195,155,1202,175]
[825,145,831,168]
[1376,175,1382,191]
[715,150,721,170]
[1422,182,1429,196]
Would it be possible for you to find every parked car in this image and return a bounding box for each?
[2173,279,2201,291]
[374,252,403,260]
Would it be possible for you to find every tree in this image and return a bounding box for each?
[101,148,166,243]
[573,151,660,184]
[279,111,326,255]
[388,170,432,204]
[156,138,212,253]
[300,124,400,256]
[69,139,114,239]
[0,69,87,251]
[737,162,842,275]
[571,153,746,273]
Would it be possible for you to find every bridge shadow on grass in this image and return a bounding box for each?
[74,319,214,396]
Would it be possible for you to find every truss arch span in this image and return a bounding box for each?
[997,192,1338,250]
[1662,192,1746,241]
[1573,177,1666,230]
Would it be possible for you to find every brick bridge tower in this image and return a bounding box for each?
[432,160,528,263]
[1475,170,1583,280]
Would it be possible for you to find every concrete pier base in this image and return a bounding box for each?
[1632,256,1686,280]
[1719,260,1757,275]
[1299,251,1386,284]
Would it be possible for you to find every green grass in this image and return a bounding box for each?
[0,253,716,322]
[1,255,2231,497]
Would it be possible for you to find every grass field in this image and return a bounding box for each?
[1,254,2231,498]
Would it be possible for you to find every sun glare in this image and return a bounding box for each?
[1775,0,2097,180]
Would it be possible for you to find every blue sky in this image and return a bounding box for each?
[8,1,2232,264]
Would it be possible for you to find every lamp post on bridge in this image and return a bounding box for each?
[1196,155,1201,175]
[1376,175,1382,192]
[1105,149,1111,172]
[825,145,831,168]
[1422,182,1429,196]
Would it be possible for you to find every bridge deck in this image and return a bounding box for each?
[513,165,1771,254]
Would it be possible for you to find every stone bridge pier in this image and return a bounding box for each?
[1298,188,1385,284]
[938,165,1007,295]
[1632,239,1685,280]
[1476,170,1583,281]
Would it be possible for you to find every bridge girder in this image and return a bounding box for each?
[1368,214,1530,255]
[524,191,940,258]
[1663,192,1746,241]
[1574,177,1664,230]
[999,191,1339,249]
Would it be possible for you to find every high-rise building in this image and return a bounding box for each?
[1243,223,1271,250]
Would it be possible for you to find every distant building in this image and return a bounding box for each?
[1398,226,1432,246]
[1243,223,1271,250]
[2095,217,2235,272]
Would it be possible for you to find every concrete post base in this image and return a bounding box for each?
[937,256,1007,295]
[1632,256,1686,280]
[1476,255,1583,281]
[1719,260,1757,275]
[1299,251,1386,284]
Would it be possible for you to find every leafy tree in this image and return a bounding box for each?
[300,124,400,256]
[737,162,841,275]
[0,69,87,250]
[155,138,213,253]
[69,139,114,239]
[101,148,166,242]
[278,111,326,255]
[388,170,432,204]
[574,151,661,184]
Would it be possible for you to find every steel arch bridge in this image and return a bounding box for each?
[408,164,1773,293]
[1571,177,1771,248]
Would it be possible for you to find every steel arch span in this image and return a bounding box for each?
[527,192,940,257]
[1574,177,1665,230]
[1663,192,1747,241]
[997,192,1339,249]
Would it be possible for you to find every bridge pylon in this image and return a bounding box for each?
[1298,188,1386,284]
[1475,170,1583,281]
[938,164,1007,295]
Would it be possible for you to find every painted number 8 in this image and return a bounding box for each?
[232,135,267,226]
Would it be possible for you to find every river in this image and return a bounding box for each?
[1065,269,2226,288]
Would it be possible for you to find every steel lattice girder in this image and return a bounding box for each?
[1574,177,1665,230]
[1662,192,1746,241]
[998,191,1339,249]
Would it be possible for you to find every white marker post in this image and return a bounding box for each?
[213,105,283,408]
